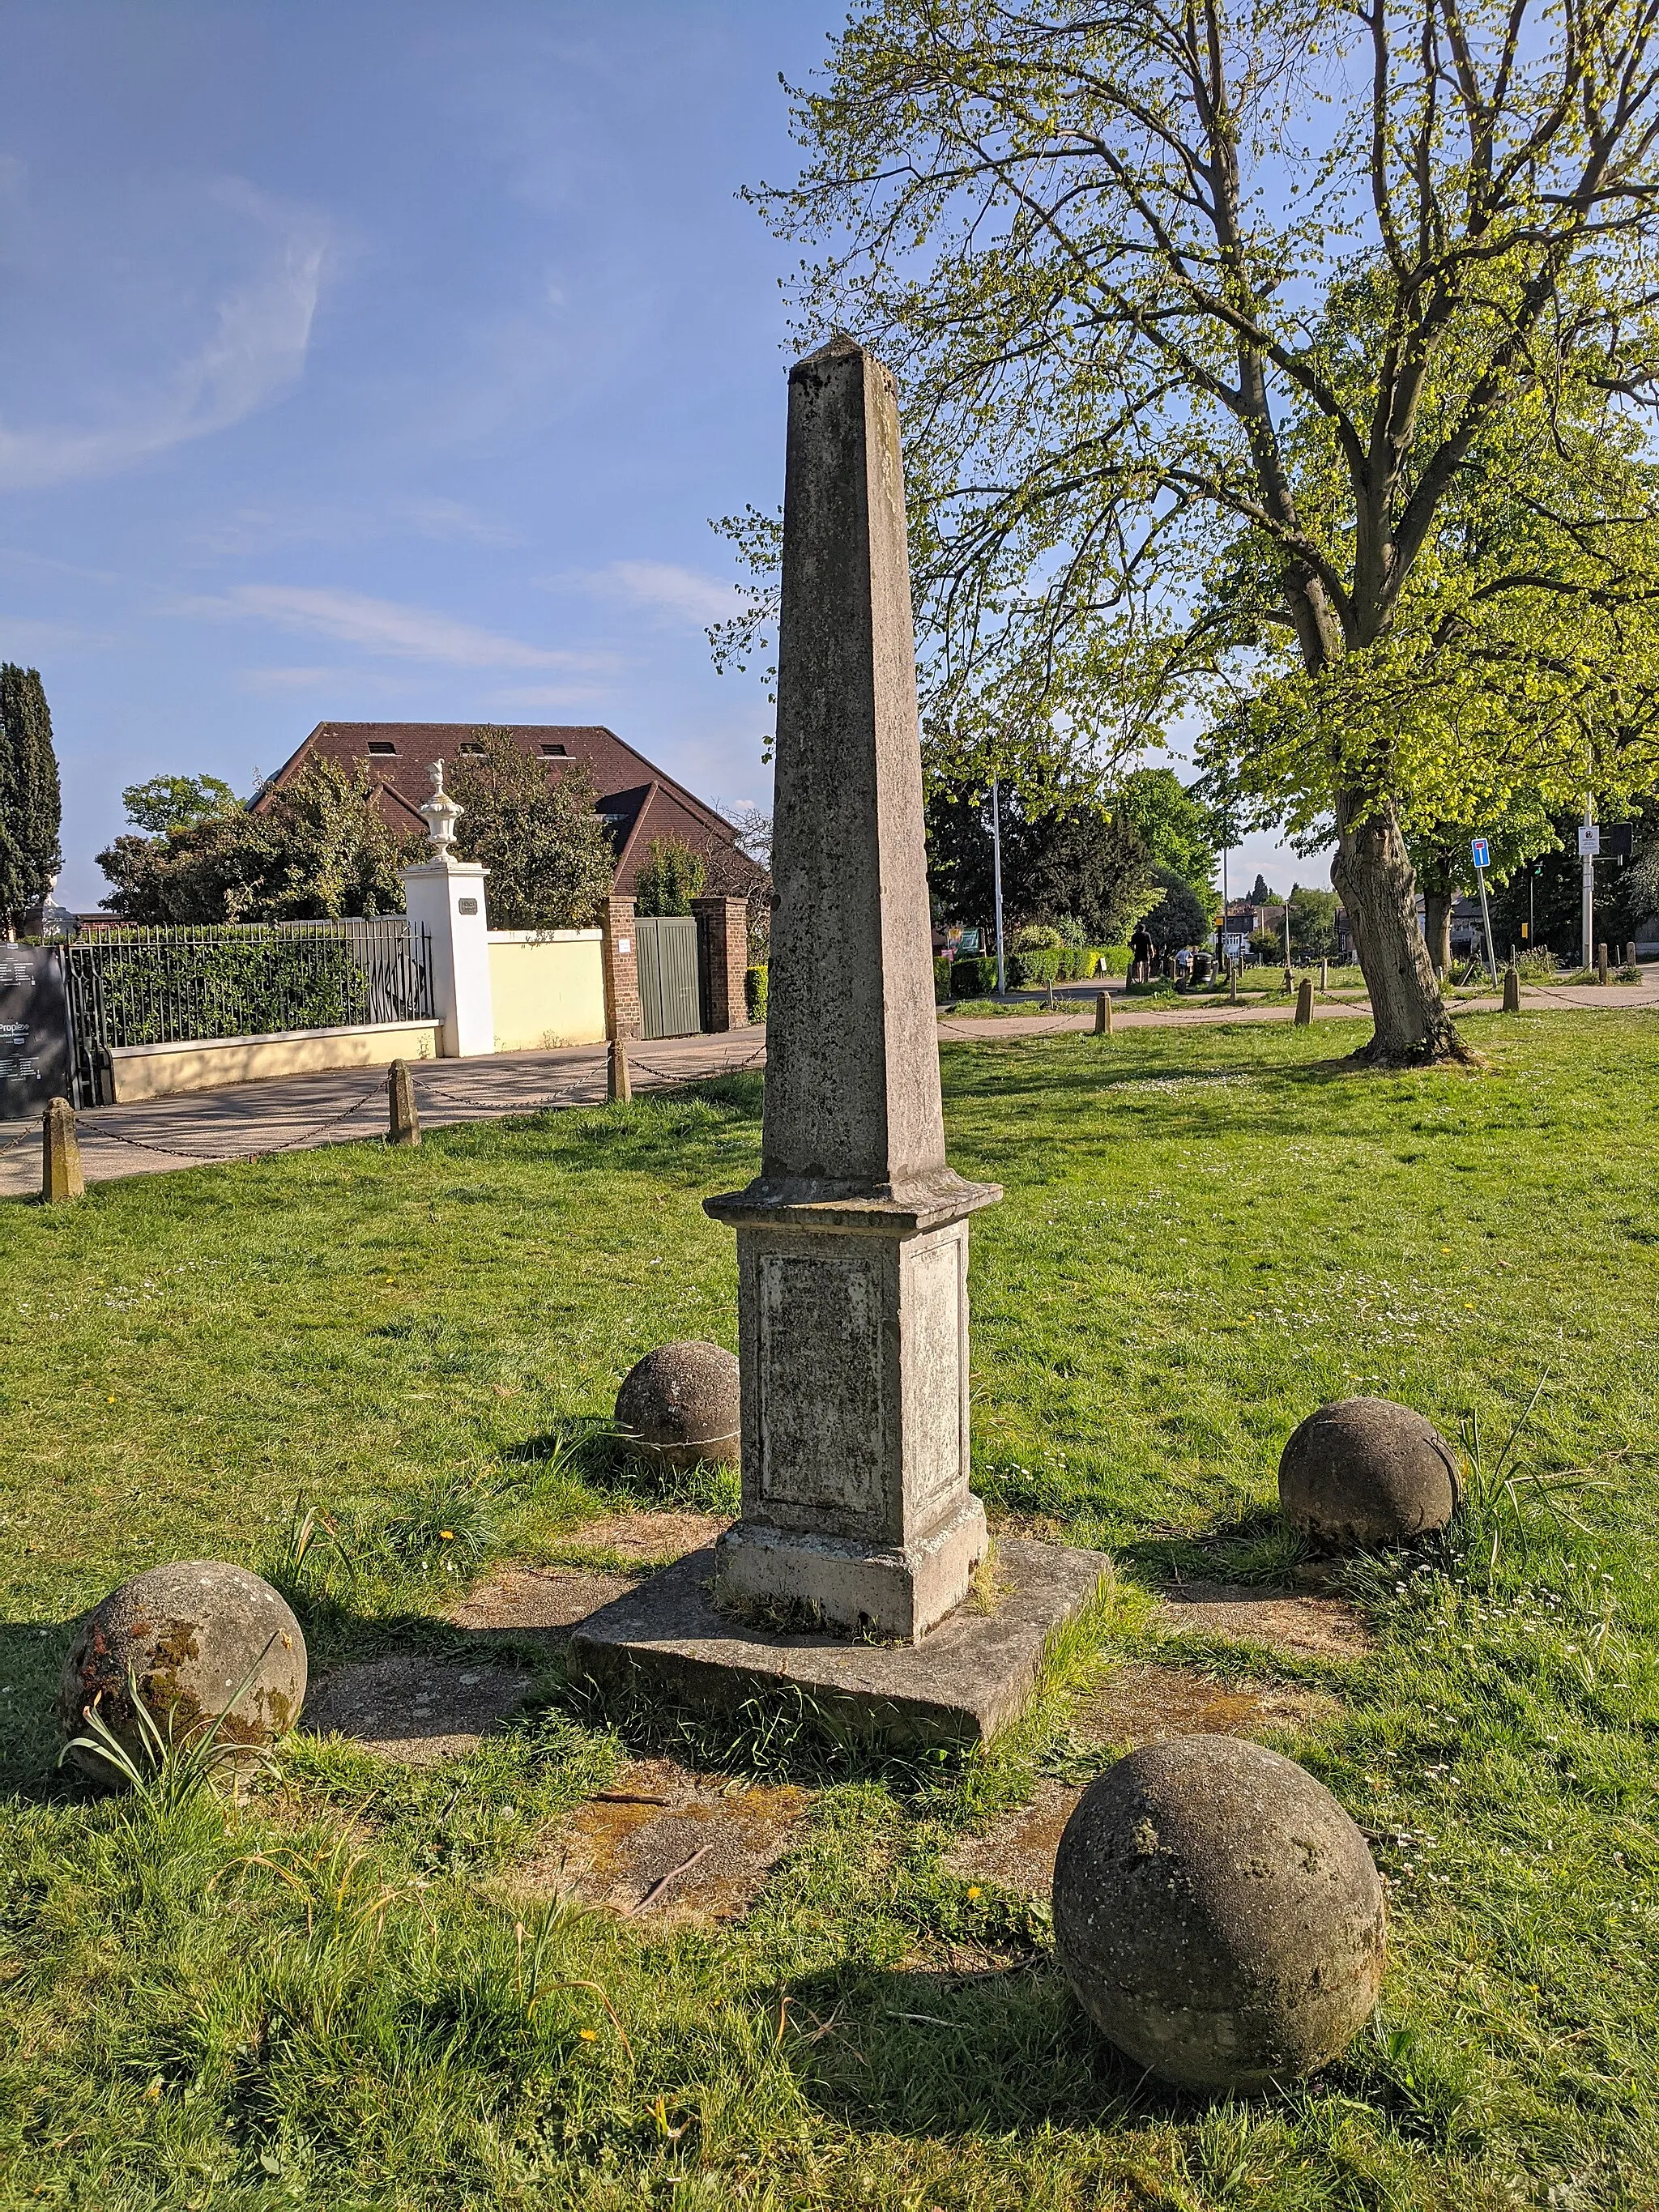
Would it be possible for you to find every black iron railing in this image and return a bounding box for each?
[63,919,434,1104]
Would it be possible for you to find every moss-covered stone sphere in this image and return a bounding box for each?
[616,1340,740,1470]
[1279,1396,1458,1549]
[58,1561,307,1782]
[1053,1735,1386,2092]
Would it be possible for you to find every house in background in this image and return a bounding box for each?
[259,722,761,897]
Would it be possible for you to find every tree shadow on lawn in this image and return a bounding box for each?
[781,1957,1239,2137]
[939,1042,1381,1144]
[1118,1506,1309,1591]
[782,1958,1448,2155]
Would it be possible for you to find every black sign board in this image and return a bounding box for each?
[0,946,71,1120]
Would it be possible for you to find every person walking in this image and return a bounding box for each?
[1130,922,1154,985]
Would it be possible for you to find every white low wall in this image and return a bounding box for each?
[487,930,606,1050]
[109,1020,441,1103]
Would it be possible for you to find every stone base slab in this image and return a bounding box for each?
[567,1534,1112,1747]
[712,1494,987,1643]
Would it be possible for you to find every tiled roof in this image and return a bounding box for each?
[258,722,757,896]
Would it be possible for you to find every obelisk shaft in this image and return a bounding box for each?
[758,339,959,1204]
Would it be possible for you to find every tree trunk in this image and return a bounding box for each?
[1331,799,1466,1063]
[1422,888,1452,975]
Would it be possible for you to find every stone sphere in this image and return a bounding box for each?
[1053,1735,1386,2093]
[59,1561,307,1781]
[1279,1396,1459,1549]
[615,1340,740,1469]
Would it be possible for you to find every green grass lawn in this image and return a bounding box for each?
[0,1011,1656,2210]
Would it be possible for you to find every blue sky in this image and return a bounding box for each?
[1,1,1299,910]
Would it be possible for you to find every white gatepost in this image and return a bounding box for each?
[399,761,494,1058]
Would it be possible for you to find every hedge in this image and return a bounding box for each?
[948,954,996,997]
[744,965,768,1023]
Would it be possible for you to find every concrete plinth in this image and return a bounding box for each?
[706,1184,999,1639]
[569,1535,1112,1747]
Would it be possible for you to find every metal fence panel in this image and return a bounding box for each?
[635,914,702,1038]
[62,920,434,1104]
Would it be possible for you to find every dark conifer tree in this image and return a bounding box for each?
[0,664,63,933]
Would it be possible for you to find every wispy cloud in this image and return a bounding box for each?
[0,185,328,492]
[487,683,609,711]
[595,560,743,626]
[0,612,116,656]
[189,582,603,671]
[240,664,354,693]
[405,497,523,548]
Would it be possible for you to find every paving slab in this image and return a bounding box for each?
[301,1654,531,1763]
[1155,1579,1372,1659]
[949,1660,1336,1899]
[519,1753,812,1927]
[569,1535,1113,1747]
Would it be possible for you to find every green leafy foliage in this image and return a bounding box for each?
[97,759,417,922]
[119,775,240,837]
[449,727,616,931]
[1141,866,1210,951]
[0,663,62,931]
[632,835,708,916]
[738,0,1659,1054]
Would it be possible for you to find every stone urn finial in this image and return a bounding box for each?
[420,757,463,853]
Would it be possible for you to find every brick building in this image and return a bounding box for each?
[258,721,761,899]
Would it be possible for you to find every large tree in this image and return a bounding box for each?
[928,763,1215,937]
[448,728,616,931]
[742,0,1659,1061]
[97,761,415,923]
[0,664,62,935]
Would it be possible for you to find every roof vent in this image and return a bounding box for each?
[458,742,484,755]
[540,743,568,757]
[366,741,398,755]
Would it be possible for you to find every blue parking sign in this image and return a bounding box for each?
[1470,837,1491,869]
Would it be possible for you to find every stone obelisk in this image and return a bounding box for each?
[705,338,1000,1642]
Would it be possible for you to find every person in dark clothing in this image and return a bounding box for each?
[1129,922,1154,984]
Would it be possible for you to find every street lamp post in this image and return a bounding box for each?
[991,775,1007,997]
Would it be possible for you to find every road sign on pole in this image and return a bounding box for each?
[1470,837,1499,985]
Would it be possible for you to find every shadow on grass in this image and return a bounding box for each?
[1118,1507,1308,1589]
[778,1958,1194,2135]
[781,1961,1469,2153]
[501,1413,740,1518]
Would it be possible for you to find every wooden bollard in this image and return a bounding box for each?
[1319,957,1328,991]
[1094,989,1112,1037]
[41,1096,83,1203]
[1294,976,1313,1026]
[1502,965,1520,1013]
[608,1035,632,1102]
[386,1058,420,1146]
[1597,941,1610,984]
[1627,940,1638,970]
[1282,967,1294,995]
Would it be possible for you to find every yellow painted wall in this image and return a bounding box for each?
[109,1020,440,1102]
[487,931,607,1051]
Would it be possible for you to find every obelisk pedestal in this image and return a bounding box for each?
[569,340,1109,1740]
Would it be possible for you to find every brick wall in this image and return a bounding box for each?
[600,895,642,1038]
[693,895,750,1031]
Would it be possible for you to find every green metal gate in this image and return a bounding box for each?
[634,914,702,1038]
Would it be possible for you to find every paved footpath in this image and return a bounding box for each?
[1,969,1651,1199]
[0,1029,767,1200]
[936,967,1658,1042]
